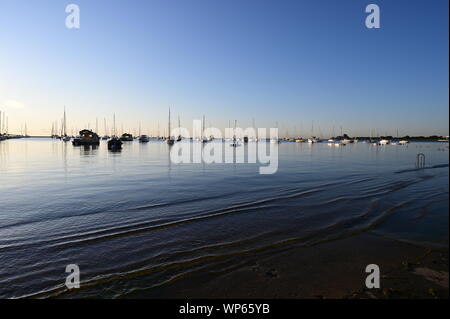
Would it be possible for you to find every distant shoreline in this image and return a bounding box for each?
[7,136,450,142]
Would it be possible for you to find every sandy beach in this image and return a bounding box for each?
[125,233,448,299]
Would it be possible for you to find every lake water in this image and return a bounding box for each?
[0,138,448,298]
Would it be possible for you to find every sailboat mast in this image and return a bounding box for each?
[2,112,6,134]
[168,108,171,139]
[202,115,205,139]
[63,107,67,136]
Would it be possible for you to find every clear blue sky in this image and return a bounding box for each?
[0,0,448,136]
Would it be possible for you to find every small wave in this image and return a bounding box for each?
[15,199,412,299]
[395,163,449,174]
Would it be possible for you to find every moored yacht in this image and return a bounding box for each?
[308,137,319,143]
[72,129,100,146]
[341,138,354,144]
[108,137,123,151]
[120,133,133,141]
[138,135,150,143]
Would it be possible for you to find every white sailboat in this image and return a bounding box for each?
[270,121,281,143]
[307,121,319,143]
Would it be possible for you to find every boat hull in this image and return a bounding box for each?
[107,139,123,150]
[72,139,100,146]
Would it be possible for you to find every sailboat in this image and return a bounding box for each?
[62,107,71,142]
[201,115,208,143]
[108,113,123,150]
[307,121,319,143]
[230,120,240,147]
[270,121,281,143]
[328,126,336,142]
[166,108,174,145]
[136,122,149,142]
[396,129,409,145]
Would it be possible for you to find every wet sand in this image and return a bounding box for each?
[126,233,448,299]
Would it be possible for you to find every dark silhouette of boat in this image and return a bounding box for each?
[72,129,100,146]
[108,137,123,151]
[166,108,174,145]
[120,133,133,141]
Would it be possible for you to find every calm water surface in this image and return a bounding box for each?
[0,138,448,298]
